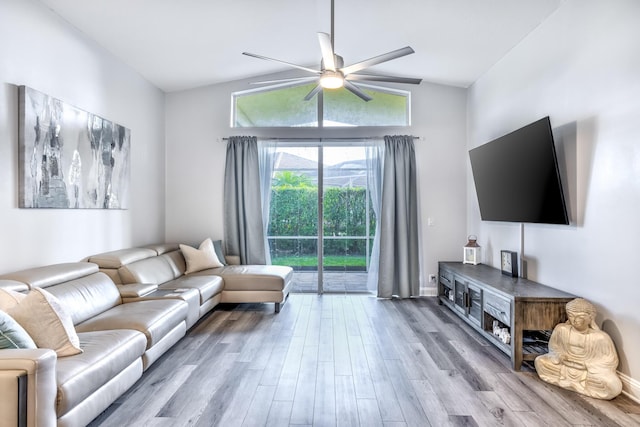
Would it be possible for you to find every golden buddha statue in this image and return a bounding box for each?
[535,298,622,400]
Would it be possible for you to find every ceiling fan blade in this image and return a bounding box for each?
[318,32,336,71]
[242,52,321,75]
[340,46,415,76]
[346,73,422,85]
[343,81,373,102]
[304,84,323,101]
[250,76,319,85]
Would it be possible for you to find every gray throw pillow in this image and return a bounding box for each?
[213,240,227,266]
[0,310,37,349]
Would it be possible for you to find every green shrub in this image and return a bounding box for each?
[268,186,376,257]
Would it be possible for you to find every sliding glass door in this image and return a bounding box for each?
[267,142,375,293]
[268,146,319,292]
[321,146,372,292]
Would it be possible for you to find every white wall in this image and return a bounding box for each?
[165,75,468,289]
[0,0,166,272]
[468,0,640,385]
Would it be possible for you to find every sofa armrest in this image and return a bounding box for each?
[0,349,57,427]
[225,255,241,265]
[118,283,158,298]
[0,369,26,427]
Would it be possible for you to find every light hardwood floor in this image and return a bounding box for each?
[88,294,640,427]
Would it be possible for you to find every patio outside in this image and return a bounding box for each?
[289,271,371,294]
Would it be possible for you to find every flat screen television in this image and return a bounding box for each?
[469,116,569,225]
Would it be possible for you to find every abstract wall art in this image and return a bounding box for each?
[18,86,130,209]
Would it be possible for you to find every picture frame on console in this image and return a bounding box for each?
[500,250,518,277]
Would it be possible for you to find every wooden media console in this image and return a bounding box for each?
[438,262,577,370]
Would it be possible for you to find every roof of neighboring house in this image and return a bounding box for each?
[274,153,367,187]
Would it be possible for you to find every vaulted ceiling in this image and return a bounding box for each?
[38,0,563,92]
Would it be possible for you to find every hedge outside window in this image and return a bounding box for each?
[268,186,376,269]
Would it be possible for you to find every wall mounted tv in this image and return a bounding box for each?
[469,116,569,225]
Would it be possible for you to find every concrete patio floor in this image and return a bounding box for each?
[290,271,372,293]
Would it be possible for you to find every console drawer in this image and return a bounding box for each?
[484,292,511,325]
[439,269,453,287]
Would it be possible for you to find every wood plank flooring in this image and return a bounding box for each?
[88,295,640,427]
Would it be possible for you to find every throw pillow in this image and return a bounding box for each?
[213,240,227,266]
[180,238,223,274]
[0,310,37,349]
[7,287,83,357]
[0,288,25,311]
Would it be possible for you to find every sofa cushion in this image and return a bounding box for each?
[0,310,37,349]
[55,329,146,417]
[0,262,99,289]
[75,299,188,350]
[118,256,178,285]
[6,287,83,357]
[194,265,293,292]
[0,279,30,293]
[143,243,180,255]
[0,263,121,326]
[158,275,224,304]
[42,271,122,326]
[86,248,157,269]
[180,238,223,274]
[161,250,187,277]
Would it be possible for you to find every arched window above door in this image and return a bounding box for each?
[232,82,411,128]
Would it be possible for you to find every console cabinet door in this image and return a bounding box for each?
[454,276,467,314]
[467,282,483,326]
[452,275,482,327]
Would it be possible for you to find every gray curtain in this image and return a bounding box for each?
[223,136,267,265]
[377,135,420,298]
[366,140,384,293]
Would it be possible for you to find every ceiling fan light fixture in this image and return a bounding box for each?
[243,0,421,101]
[319,70,344,89]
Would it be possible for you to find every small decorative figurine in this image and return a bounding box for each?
[534,298,622,400]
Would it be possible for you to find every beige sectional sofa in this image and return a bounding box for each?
[0,242,293,427]
[87,242,293,313]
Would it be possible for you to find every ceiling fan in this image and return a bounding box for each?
[242,0,422,102]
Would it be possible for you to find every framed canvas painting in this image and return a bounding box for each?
[18,86,130,209]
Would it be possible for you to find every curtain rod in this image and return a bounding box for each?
[219,136,422,142]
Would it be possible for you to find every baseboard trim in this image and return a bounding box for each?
[619,371,640,403]
[420,286,437,297]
